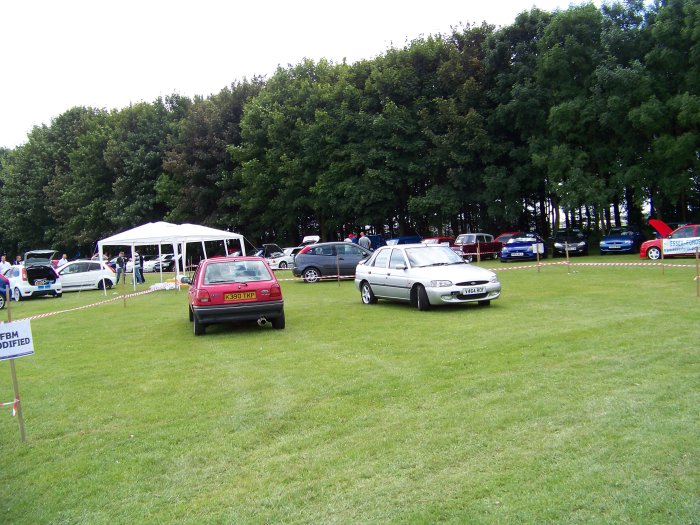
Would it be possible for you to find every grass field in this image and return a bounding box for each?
[0,256,698,524]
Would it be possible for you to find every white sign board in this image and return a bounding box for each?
[663,236,700,255]
[532,243,545,254]
[0,320,35,361]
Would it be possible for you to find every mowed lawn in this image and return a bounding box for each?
[0,257,697,524]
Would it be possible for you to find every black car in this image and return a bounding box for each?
[551,229,588,256]
[292,242,372,282]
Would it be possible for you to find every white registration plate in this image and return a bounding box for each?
[512,252,524,257]
[462,286,485,295]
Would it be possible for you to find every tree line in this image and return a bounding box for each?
[0,0,698,257]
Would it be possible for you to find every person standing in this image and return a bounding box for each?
[133,251,142,284]
[116,251,127,284]
[137,252,145,284]
[358,232,372,250]
[58,253,68,266]
[0,255,11,273]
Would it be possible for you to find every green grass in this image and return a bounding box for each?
[0,256,698,524]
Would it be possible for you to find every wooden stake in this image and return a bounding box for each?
[9,360,26,442]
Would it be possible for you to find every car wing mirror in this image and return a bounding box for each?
[396,264,407,270]
[180,276,192,284]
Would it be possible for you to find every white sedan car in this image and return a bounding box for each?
[355,244,501,310]
[257,244,295,270]
[57,260,117,291]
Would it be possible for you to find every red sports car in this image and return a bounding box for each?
[181,256,285,335]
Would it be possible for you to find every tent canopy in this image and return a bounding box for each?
[96,222,247,292]
[98,221,245,248]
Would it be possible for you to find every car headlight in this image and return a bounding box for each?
[578,242,586,247]
[501,247,509,253]
[430,280,452,287]
[489,274,499,283]
[622,240,632,245]
[554,242,563,249]
[599,241,605,247]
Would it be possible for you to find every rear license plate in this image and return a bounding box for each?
[462,286,485,295]
[35,279,47,286]
[224,292,256,301]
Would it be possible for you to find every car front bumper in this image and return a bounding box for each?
[426,282,501,305]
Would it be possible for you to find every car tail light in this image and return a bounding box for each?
[269,283,282,298]
[21,268,28,281]
[298,246,311,255]
[195,289,211,303]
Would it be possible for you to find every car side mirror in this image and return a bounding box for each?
[396,264,407,270]
[180,276,192,284]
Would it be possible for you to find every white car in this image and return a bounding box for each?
[126,255,159,273]
[355,244,501,310]
[4,250,63,300]
[57,260,117,291]
[257,244,295,270]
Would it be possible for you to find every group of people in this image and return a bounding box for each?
[344,231,373,250]
[115,251,145,285]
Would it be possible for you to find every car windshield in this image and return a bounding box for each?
[508,235,537,243]
[405,246,464,268]
[607,228,634,237]
[204,260,272,284]
[456,234,476,243]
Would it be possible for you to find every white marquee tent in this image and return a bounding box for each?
[97,221,247,293]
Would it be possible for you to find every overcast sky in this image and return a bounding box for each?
[1,0,596,149]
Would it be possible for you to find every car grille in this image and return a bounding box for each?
[455,280,489,286]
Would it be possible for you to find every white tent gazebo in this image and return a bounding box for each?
[97,222,247,293]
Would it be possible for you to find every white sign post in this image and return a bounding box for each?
[0,319,34,442]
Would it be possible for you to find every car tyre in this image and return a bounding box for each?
[272,310,285,329]
[302,267,321,283]
[647,246,661,260]
[478,300,491,307]
[188,306,193,322]
[13,287,22,301]
[278,261,288,269]
[0,293,5,310]
[54,292,62,298]
[193,315,205,336]
[416,284,431,311]
[360,281,377,304]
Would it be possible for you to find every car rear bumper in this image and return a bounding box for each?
[192,300,284,325]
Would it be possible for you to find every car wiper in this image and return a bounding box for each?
[429,262,449,266]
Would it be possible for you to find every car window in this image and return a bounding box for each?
[308,245,336,256]
[372,249,390,268]
[389,249,406,269]
[204,260,271,284]
[88,262,101,271]
[339,244,366,256]
[672,226,696,239]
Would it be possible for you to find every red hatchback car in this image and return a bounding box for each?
[181,256,285,335]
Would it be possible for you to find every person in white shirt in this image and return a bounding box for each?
[0,255,10,273]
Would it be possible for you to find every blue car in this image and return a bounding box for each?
[500,232,547,262]
[599,226,644,255]
[0,274,8,309]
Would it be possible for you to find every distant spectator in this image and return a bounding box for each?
[58,254,68,266]
[0,255,10,273]
[116,251,127,284]
[344,233,356,242]
[14,255,22,265]
[358,232,372,250]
